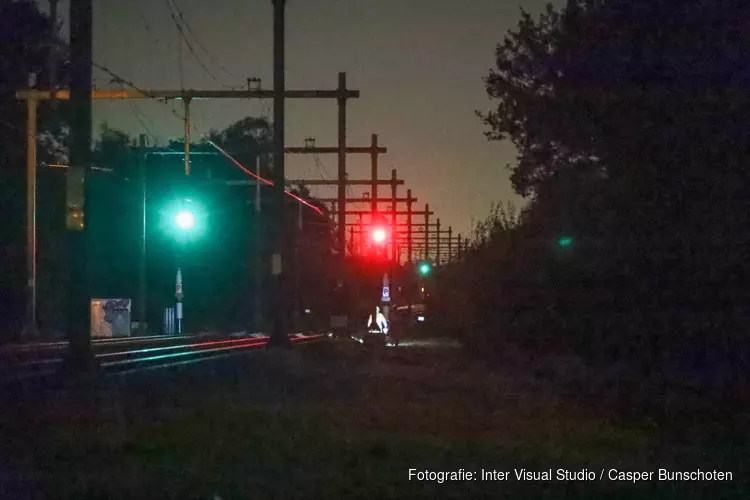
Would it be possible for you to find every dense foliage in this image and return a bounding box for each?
[446,0,750,396]
[0,1,67,335]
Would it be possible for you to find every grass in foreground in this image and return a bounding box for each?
[0,340,746,499]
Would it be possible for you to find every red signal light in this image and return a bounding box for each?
[372,227,386,244]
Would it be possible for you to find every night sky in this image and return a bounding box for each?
[47,0,555,236]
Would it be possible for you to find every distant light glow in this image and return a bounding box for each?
[175,210,195,230]
[417,316,425,322]
[558,236,573,247]
[419,263,431,275]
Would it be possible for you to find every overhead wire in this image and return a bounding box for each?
[166,0,246,83]
[312,153,330,181]
[261,98,271,123]
[137,11,163,46]
[175,6,184,90]
[128,101,159,145]
[98,65,172,146]
[164,0,215,85]
[346,175,355,198]
[164,0,239,90]
[93,62,322,215]
[207,140,323,215]
[310,151,344,213]
[116,80,160,145]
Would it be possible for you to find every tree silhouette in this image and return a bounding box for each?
[0,1,68,336]
[466,0,750,390]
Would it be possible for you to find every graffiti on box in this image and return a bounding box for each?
[102,299,131,324]
[91,298,132,337]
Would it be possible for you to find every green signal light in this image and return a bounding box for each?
[161,197,206,241]
[419,262,431,275]
[174,210,196,230]
[558,236,573,247]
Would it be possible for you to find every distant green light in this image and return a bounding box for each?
[558,236,573,247]
[419,262,431,275]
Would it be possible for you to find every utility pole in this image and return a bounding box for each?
[371,134,379,213]
[337,72,347,260]
[424,204,430,262]
[385,168,397,329]
[254,156,263,332]
[390,168,397,263]
[406,189,413,265]
[357,214,363,255]
[338,209,431,217]
[436,219,442,266]
[286,138,385,160]
[175,98,190,334]
[183,98,191,175]
[316,196,412,204]
[395,233,455,243]
[138,134,147,337]
[407,188,413,320]
[269,0,289,346]
[448,226,453,264]
[24,95,37,338]
[334,71,348,333]
[66,0,93,372]
[295,201,302,329]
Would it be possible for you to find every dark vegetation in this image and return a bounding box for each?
[0,1,67,335]
[435,0,750,416]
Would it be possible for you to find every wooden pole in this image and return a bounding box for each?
[371,133,378,214]
[66,0,93,369]
[424,204,430,262]
[448,227,453,263]
[390,168,397,262]
[436,219,442,266]
[406,189,413,265]
[138,134,147,336]
[24,98,38,336]
[269,0,288,345]
[337,72,347,261]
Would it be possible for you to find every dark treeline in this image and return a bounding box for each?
[435,0,750,409]
[0,1,67,336]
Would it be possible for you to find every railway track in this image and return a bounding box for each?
[0,334,324,386]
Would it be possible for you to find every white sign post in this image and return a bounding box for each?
[176,268,184,334]
[176,269,183,300]
[381,273,391,322]
[175,302,183,334]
